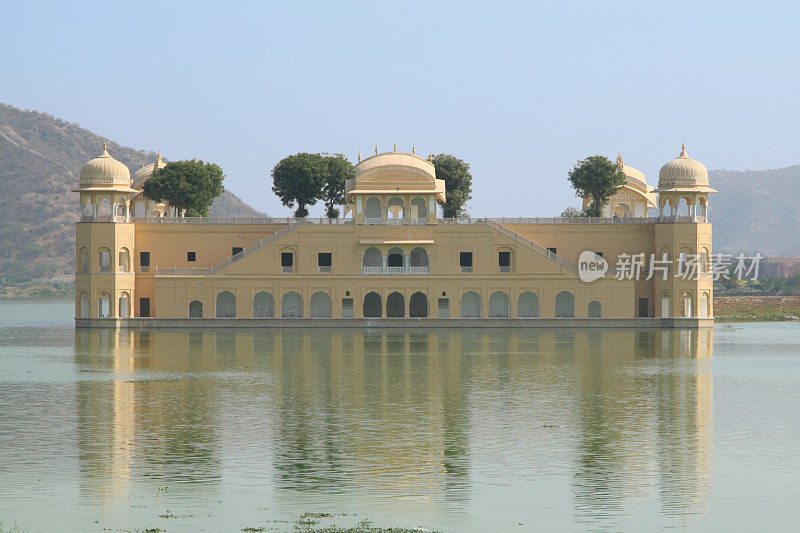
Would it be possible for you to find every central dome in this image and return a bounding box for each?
[658,143,709,189]
[79,142,130,186]
[133,152,166,189]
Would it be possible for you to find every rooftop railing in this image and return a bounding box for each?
[132,216,354,225]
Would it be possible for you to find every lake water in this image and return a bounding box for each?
[1,300,799,532]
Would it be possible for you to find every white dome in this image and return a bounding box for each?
[79,143,130,186]
[658,144,709,189]
[133,152,166,189]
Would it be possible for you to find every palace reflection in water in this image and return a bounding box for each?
[74,327,713,526]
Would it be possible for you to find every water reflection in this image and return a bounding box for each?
[73,327,713,523]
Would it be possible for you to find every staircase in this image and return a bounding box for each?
[207,219,307,274]
[484,218,578,273]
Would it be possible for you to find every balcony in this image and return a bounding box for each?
[499,265,511,273]
[281,266,293,273]
[318,266,332,273]
[460,266,473,273]
[361,266,429,275]
[363,217,428,225]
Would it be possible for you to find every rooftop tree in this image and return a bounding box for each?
[142,159,224,217]
[320,154,354,218]
[432,154,472,218]
[567,155,626,217]
[270,153,326,218]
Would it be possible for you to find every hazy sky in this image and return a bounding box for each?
[2,1,798,216]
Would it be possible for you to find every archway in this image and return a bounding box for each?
[363,291,382,317]
[281,291,303,318]
[79,248,89,273]
[118,248,130,273]
[409,247,429,272]
[253,291,274,318]
[661,292,671,318]
[410,196,427,221]
[118,292,130,318]
[386,291,405,317]
[97,292,111,318]
[216,291,236,318]
[189,300,203,318]
[588,300,602,318]
[310,291,332,318]
[680,292,693,318]
[489,291,510,317]
[699,292,709,318]
[518,291,539,317]
[98,247,111,273]
[362,247,382,272]
[365,197,381,220]
[409,292,428,317]
[460,291,481,318]
[387,197,404,221]
[555,291,575,318]
[79,291,89,319]
[387,247,404,271]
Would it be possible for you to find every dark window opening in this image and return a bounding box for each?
[232,247,244,256]
[499,251,511,267]
[318,253,332,267]
[387,254,403,267]
[595,251,603,258]
[139,251,150,267]
[187,251,196,262]
[459,252,473,267]
[281,252,293,266]
[547,247,557,255]
[139,298,151,317]
[638,297,650,318]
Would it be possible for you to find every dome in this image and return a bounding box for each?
[133,152,166,189]
[79,142,130,186]
[616,154,648,191]
[658,143,709,189]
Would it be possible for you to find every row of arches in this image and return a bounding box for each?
[198,290,597,319]
[77,291,130,318]
[660,290,711,318]
[362,247,429,272]
[78,247,130,273]
[363,196,428,221]
[659,196,708,219]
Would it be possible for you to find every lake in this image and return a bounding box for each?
[0,300,798,531]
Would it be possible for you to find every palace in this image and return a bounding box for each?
[73,143,715,327]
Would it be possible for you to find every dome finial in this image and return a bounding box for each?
[357,150,361,162]
[156,151,163,164]
[680,141,687,157]
[102,140,108,153]
[412,144,415,155]
[393,140,397,152]
[428,151,433,162]
[616,152,623,169]
[375,143,378,155]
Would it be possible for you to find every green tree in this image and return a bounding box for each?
[567,155,626,217]
[271,153,326,217]
[142,159,224,217]
[433,154,472,218]
[560,206,586,218]
[320,154,354,218]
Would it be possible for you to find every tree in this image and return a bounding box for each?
[560,206,586,218]
[142,159,224,217]
[432,154,472,218]
[567,155,626,217]
[271,153,326,217]
[320,154,354,218]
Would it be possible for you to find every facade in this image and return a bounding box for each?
[74,144,715,327]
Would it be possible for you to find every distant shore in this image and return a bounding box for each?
[715,296,800,322]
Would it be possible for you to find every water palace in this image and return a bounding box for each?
[74,144,715,327]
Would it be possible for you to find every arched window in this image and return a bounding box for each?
[118,248,130,273]
[460,291,481,318]
[518,291,539,317]
[78,248,89,273]
[115,198,126,218]
[588,300,602,318]
[365,197,382,221]
[680,292,693,318]
[387,247,404,271]
[98,197,112,217]
[253,291,274,318]
[119,292,130,318]
[661,292,671,318]
[79,291,89,318]
[362,247,383,272]
[97,292,111,318]
[189,300,203,318]
[82,200,93,220]
[363,292,382,318]
[386,291,405,317]
[489,291,510,317]
[216,291,236,318]
[699,292,710,318]
[281,291,303,318]
[133,201,145,218]
[409,247,429,273]
[387,197,404,221]
[98,247,111,273]
[410,197,427,222]
[698,197,708,218]
[409,292,428,317]
[310,291,332,318]
[555,291,575,318]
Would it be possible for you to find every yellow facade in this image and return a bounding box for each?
[74,145,715,325]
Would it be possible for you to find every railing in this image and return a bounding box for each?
[80,215,129,223]
[364,218,383,225]
[385,218,404,225]
[483,218,578,272]
[318,266,332,273]
[410,218,427,225]
[154,267,213,275]
[139,266,150,273]
[361,266,429,275]
[281,266,293,273]
[492,216,658,225]
[132,216,353,225]
[363,217,428,225]
[460,266,473,273]
[499,265,511,273]
[155,219,309,275]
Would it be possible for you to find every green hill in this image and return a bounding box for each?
[0,103,265,284]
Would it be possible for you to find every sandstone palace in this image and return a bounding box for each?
[74,144,715,327]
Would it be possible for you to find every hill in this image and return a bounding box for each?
[0,103,265,284]
[709,166,800,256]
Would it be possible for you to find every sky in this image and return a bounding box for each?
[2,0,799,217]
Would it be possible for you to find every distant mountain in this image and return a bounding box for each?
[0,103,265,283]
[709,166,800,256]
